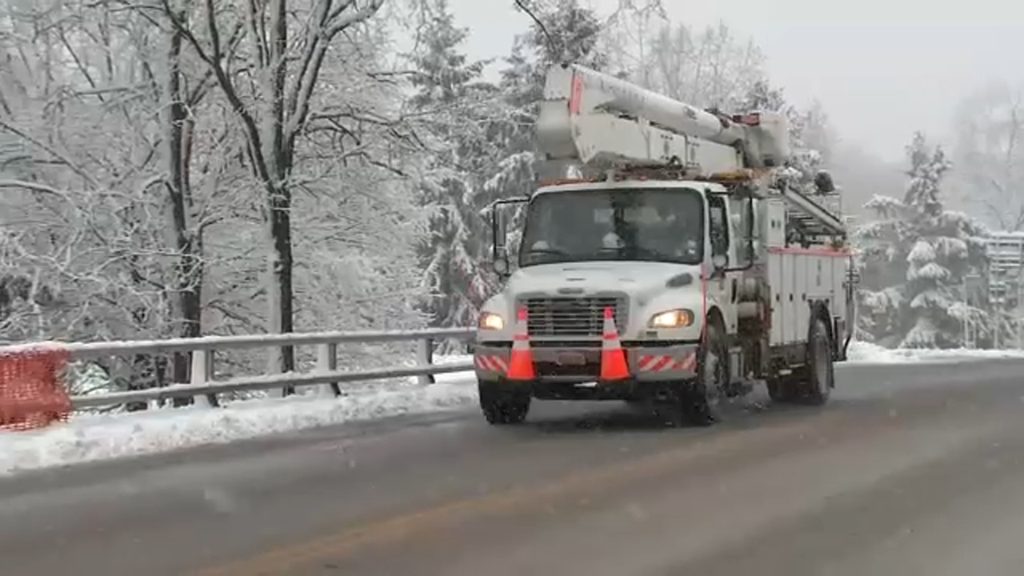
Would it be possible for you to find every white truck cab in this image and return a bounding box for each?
[473,63,855,426]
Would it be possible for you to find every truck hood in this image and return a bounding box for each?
[504,261,700,303]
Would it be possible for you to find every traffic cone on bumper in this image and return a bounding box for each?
[506,308,535,381]
[600,307,630,381]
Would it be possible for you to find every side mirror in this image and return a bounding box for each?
[492,254,510,276]
[712,253,728,271]
[488,197,528,278]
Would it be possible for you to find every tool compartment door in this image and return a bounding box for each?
[769,251,784,345]
[793,254,808,343]
[767,250,799,345]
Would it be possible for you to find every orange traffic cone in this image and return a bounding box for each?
[506,307,536,381]
[600,307,630,381]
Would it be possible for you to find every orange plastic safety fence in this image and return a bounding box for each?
[0,346,72,431]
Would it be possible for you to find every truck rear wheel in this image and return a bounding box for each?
[767,318,833,406]
[766,377,799,403]
[478,381,531,425]
[802,317,834,405]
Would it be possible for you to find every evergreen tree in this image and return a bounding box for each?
[855,132,989,348]
[483,0,606,204]
[408,0,496,329]
[474,0,607,268]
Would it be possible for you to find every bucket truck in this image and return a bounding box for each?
[473,63,856,426]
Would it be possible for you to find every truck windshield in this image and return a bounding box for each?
[519,187,704,267]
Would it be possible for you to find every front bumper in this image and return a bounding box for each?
[473,341,699,385]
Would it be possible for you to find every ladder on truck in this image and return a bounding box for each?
[535,63,846,242]
[780,178,845,245]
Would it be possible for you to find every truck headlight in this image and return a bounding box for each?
[649,309,695,329]
[478,312,505,331]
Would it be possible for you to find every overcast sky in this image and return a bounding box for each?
[450,0,1024,163]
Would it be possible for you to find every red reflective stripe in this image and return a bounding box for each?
[636,353,698,373]
[652,356,674,372]
[700,263,708,346]
[484,356,497,372]
[602,334,618,340]
[514,334,529,341]
[475,355,507,374]
[767,246,852,257]
[492,357,508,373]
[569,73,583,115]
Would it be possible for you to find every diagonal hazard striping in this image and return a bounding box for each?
[474,355,507,375]
[638,352,697,373]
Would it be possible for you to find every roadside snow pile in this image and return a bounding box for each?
[0,365,477,476]
[846,341,917,363]
[846,341,1024,364]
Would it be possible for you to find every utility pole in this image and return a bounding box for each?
[1018,276,1023,349]
[962,276,970,349]
[1018,240,1023,349]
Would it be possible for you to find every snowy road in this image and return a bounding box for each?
[3,359,1024,575]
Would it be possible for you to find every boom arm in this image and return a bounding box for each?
[535,63,845,239]
[537,64,791,174]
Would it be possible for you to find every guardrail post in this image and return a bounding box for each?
[417,338,435,385]
[190,350,220,408]
[317,343,340,397]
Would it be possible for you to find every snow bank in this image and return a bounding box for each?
[0,362,477,476]
[847,341,1024,364]
[7,346,1024,476]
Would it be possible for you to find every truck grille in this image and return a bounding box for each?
[522,296,627,337]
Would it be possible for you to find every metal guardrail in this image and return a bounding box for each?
[3,328,477,410]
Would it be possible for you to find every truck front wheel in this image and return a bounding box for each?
[478,381,531,425]
[682,320,728,426]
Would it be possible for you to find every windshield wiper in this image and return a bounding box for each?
[596,245,677,262]
[523,246,570,263]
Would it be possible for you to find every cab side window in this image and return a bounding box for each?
[707,195,729,259]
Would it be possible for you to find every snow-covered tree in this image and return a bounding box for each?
[407,0,496,329]
[0,0,438,403]
[158,0,388,378]
[953,81,1024,231]
[485,0,606,202]
[476,0,605,268]
[605,17,767,112]
[855,132,989,348]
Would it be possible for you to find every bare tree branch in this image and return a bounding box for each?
[0,179,74,199]
[284,0,385,148]
[0,119,96,186]
[159,0,273,188]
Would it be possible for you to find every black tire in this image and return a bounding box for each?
[682,319,729,427]
[766,376,799,403]
[478,381,531,425]
[802,317,834,406]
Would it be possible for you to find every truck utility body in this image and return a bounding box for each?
[473,63,855,426]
